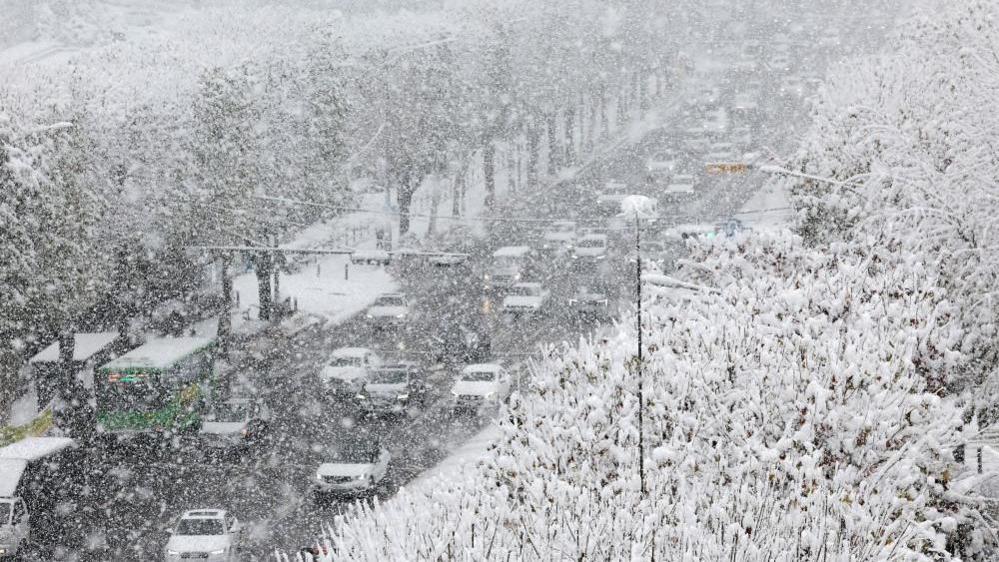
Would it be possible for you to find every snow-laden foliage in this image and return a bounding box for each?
[286,232,986,561]
[789,0,999,395]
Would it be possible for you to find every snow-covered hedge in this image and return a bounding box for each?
[791,0,999,395]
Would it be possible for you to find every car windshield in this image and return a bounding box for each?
[0,502,11,525]
[331,356,363,368]
[332,446,379,464]
[462,369,497,382]
[578,238,605,248]
[511,285,540,297]
[176,518,225,536]
[209,401,252,422]
[374,295,405,307]
[370,370,408,384]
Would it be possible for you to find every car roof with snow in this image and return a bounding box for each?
[462,363,503,374]
[331,347,373,358]
[181,509,226,519]
[493,246,531,258]
[29,332,119,364]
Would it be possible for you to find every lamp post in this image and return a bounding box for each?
[621,194,656,496]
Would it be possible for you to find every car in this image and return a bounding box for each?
[645,150,680,182]
[664,174,696,199]
[540,220,577,255]
[681,128,711,153]
[769,53,791,73]
[573,234,608,260]
[320,348,382,395]
[198,397,271,456]
[427,252,468,267]
[450,363,511,411]
[365,293,410,327]
[313,443,390,498]
[731,127,753,150]
[688,86,720,109]
[501,282,551,315]
[715,217,750,237]
[350,249,391,266]
[628,240,667,264]
[486,246,533,289]
[568,285,610,316]
[355,362,426,414]
[164,509,243,562]
[596,180,630,213]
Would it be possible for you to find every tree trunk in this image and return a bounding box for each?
[547,112,560,174]
[527,122,540,187]
[219,253,232,358]
[255,250,272,322]
[428,173,441,235]
[638,69,649,115]
[599,84,609,138]
[564,104,577,165]
[398,172,415,236]
[484,141,496,209]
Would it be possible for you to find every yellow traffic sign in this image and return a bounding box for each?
[705,162,749,175]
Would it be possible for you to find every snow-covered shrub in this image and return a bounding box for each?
[789,0,999,395]
[281,232,987,561]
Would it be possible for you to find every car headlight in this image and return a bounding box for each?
[396,313,406,319]
[485,392,496,401]
[397,394,409,401]
[167,550,180,556]
[355,394,367,400]
[210,548,226,555]
[356,473,368,481]
[451,389,460,397]
[365,314,374,319]
[483,274,491,281]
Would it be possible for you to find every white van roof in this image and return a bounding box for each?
[100,337,214,371]
[0,459,28,497]
[493,246,531,258]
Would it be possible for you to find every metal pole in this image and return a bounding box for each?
[636,213,645,495]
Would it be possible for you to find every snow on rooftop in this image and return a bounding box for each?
[0,437,75,463]
[28,332,119,364]
[100,337,214,371]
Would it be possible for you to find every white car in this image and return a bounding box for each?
[365,293,410,327]
[320,348,382,394]
[313,444,390,497]
[355,363,426,413]
[664,174,696,198]
[450,364,511,411]
[573,234,608,260]
[501,282,550,314]
[596,180,629,212]
[487,246,533,288]
[198,398,271,455]
[645,150,679,182]
[541,221,577,254]
[164,509,242,562]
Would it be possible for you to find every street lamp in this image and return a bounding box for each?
[620,195,657,495]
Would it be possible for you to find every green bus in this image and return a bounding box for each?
[95,337,216,436]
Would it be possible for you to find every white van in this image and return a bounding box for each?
[0,437,76,558]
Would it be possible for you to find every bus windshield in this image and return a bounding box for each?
[98,379,165,413]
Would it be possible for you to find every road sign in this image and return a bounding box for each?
[705,162,749,175]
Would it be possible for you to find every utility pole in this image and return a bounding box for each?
[635,212,646,496]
